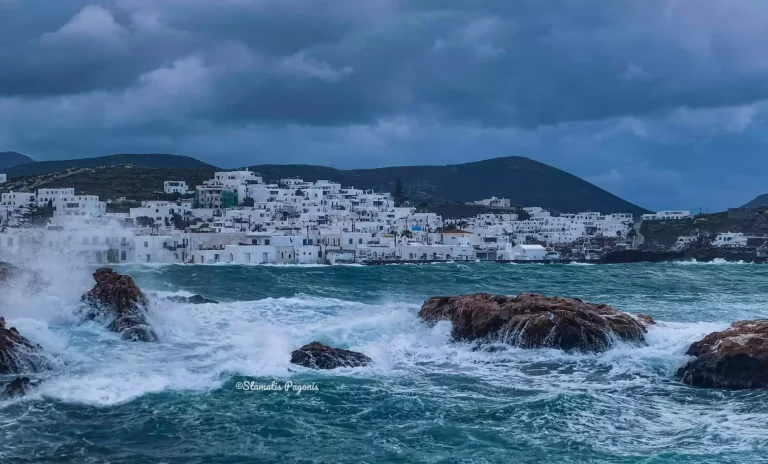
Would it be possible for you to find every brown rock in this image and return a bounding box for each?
[290,341,372,369]
[636,314,656,326]
[677,320,768,389]
[418,293,647,353]
[81,268,157,342]
[0,317,48,374]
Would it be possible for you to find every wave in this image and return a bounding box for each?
[1,284,732,408]
[3,274,767,458]
[672,258,751,265]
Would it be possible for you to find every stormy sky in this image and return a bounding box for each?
[1,0,767,211]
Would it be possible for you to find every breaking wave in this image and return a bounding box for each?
[2,260,768,462]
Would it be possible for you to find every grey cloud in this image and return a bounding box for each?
[2,0,768,211]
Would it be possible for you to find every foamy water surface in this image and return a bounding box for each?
[1,261,767,463]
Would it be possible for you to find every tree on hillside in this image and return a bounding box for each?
[21,199,54,227]
[136,216,155,228]
[172,213,187,230]
[393,178,407,206]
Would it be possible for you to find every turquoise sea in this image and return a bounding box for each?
[2,262,768,463]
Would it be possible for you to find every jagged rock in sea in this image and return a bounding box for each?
[419,293,647,353]
[81,268,157,342]
[0,317,48,374]
[166,294,219,304]
[290,341,372,369]
[636,314,656,326]
[0,377,42,400]
[677,320,768,389]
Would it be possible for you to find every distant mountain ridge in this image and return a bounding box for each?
[0,151,35,170]
[1,153,649,214]
[249,157,650,214]
[3,153,215,178]
[743,194,768,209]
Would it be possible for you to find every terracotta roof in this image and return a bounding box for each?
[442,229,472,234]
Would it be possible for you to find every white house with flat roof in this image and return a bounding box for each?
[642,210,691,221]
[164,181,188,194]
[712,232,748,248]
[508,244,547,261]
[474,197,511,208]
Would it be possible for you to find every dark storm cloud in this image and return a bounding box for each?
[1,0,768,211]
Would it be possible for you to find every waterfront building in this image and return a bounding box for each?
[712,232,748,248]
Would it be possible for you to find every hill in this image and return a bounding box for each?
[250,157,649,214]
[743,194,768,209]
[4,153,215,178]
[0,165,215,201]
[0,151,35,170]
[0,155,649,214]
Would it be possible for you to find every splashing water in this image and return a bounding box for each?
[1,261,768,463]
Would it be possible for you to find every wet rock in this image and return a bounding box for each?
[419,293,647,353]
[166,294,219,304]
[636,314,656,326]
[0,317,48,374]
[677,320,768,389]
[0,377,42,400]
[81,268,157,342]
[290,341,372,369]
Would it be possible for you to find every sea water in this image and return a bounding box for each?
[1,262,767,463]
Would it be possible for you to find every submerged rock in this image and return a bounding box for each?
[290,341,372,369]
[0,377,42,400]
[166,294,219,305]
[81,268,157,342]
[0,317,48,374]
[419,293,647,353]
[677,320,768,389]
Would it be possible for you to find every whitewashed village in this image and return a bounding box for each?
[0,169,751,265]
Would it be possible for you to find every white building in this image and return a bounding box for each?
[642,210,691,221]
[474,197,511,208]
[1,192,35,211]
[508,244,547,261]
[164,181,188,194]
[712,232,748,248]
[674,235,697,250]
[0,174,6,184]
[130,201,186,227]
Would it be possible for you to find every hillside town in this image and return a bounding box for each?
[0,169,760,265]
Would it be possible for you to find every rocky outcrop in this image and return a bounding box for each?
[677,320,768,389]
[166,294,219,304]
[636,314,656,326]
[290,341,372,369]
[0,317,48,374]
[81,268,157,342]
[0,377,41,400]
[419,293,647,353]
